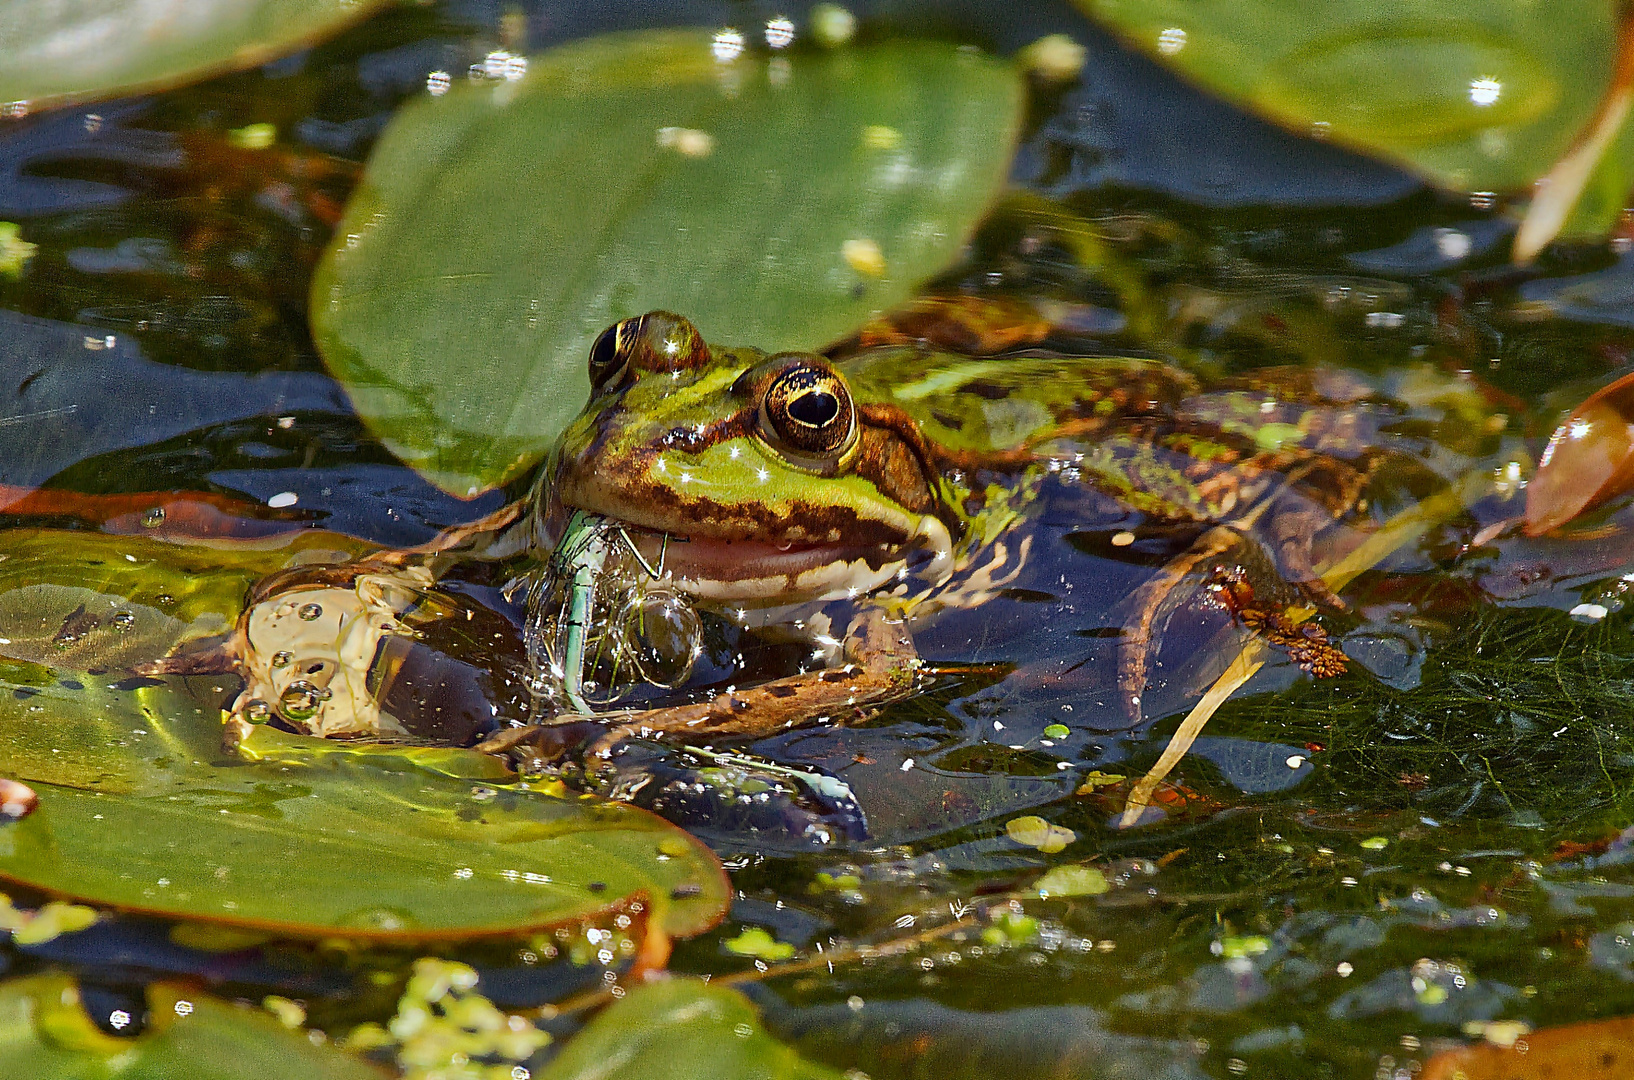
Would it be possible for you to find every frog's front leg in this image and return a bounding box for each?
[586,606,919,755]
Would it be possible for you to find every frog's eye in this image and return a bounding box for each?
[587,322,629,392]
[626,311,708,372]
[588,312,709,391]
[760,364,855,459]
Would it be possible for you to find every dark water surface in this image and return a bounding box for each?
[7,3,1634,1078]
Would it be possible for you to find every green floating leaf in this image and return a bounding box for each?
[0,974,386,1079]
[1075,0,1618,194]
[536,980,844,1080]
[0,528,369,674]
[314,29,1024,495]
[0,0,389,110]
[0,685,728,940]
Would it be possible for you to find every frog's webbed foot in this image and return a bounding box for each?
[586,607,919,755]
[1116,525,1241,725]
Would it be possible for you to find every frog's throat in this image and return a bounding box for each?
[624,515,953,606]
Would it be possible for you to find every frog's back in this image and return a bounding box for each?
[837,346,1199,458]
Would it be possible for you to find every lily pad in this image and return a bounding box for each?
[0,974,386,1079]
[1075,0,1617,194]
[535,980,844,1080]
[0,0,389,110]
[0,680,728,940]
[313,29,1024,495]
[0,530,728,941]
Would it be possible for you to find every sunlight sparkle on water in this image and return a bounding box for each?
[765,17,796,49]
[1469,77,1502,107]
[1569,417,1593,440]
[713,29,746,62]
[1157,28,1186,55]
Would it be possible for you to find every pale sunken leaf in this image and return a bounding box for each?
[312,30,1023,495]
[0,0,389,110]
[536,980,844,1080]
[0,975,387,1079]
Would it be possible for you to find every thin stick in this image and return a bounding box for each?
[1117,472,1493,828]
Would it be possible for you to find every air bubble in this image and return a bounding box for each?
[278,681,331,721]
[297,603,323,621]
[616,588,702,688]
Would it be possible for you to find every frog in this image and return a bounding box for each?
[475,307,1377,758]
[146,303,1383,756]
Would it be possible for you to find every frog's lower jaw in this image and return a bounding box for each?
[627,516,953,606]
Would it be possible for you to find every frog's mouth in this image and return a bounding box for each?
[615,520,953,606]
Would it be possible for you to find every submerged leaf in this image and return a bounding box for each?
[313,29,1024,495]
[0,1,389,109]
[1525,370,1634,534]
[724,926,797,961]
[1034,864,1109,897]
[535,980,844,1080]
[0,974,386,1079]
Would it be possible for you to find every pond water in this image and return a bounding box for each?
[5,2,1634,1078]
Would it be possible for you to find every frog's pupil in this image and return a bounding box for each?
[789,389,839,427]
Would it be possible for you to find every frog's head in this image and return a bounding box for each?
[543,312,957,606]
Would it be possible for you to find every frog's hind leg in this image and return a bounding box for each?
[586,607,920,752]
[1116,525,1242,725]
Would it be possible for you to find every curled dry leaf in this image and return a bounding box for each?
[0,778,35,821]
[1423,1012,1634,1079]
[1525,369,1634,534]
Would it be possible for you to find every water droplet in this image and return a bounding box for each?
[110,611,135,631]
[271,650,293,669]
[141,507,165,528]
[297,603,323,621]
[278,681,328,721]
[244,699,272,722]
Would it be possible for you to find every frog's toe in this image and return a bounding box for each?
[1295,574,1348,612]
[1115,525,1242,725]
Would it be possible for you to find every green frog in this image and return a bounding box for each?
[482,307,1377,755]
[152,304,1388,752]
